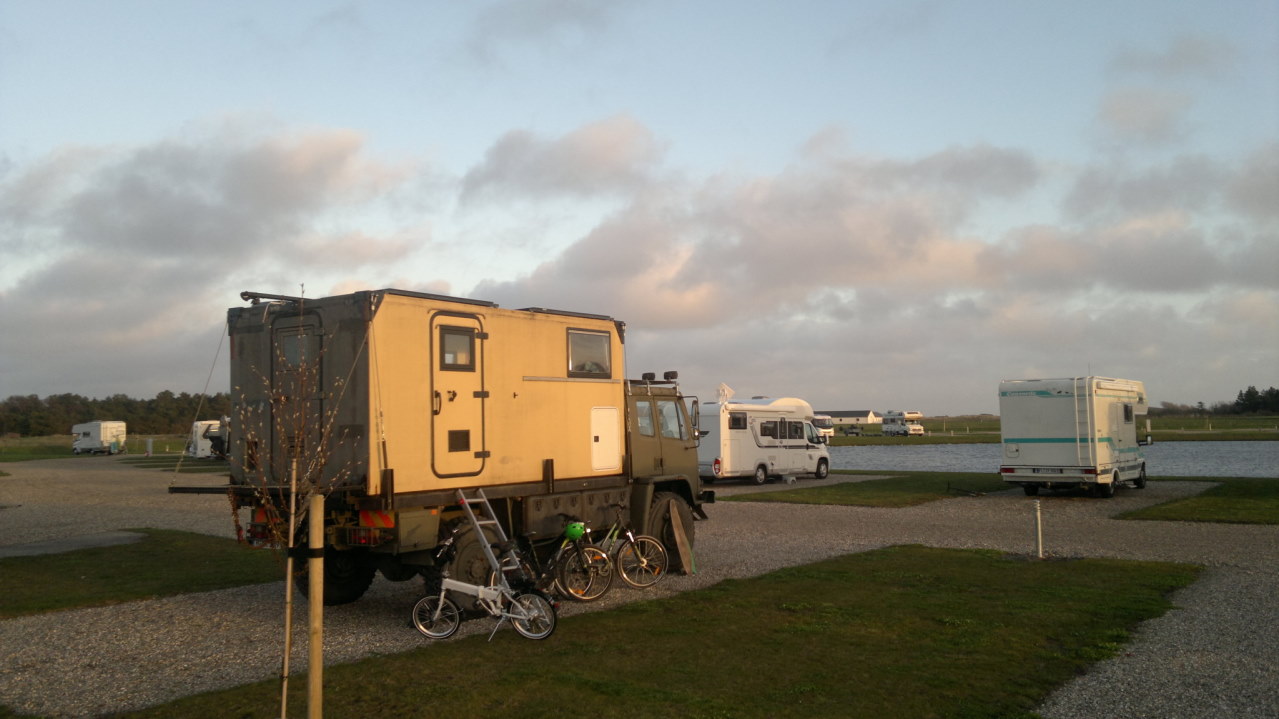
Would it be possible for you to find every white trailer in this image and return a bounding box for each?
[882,410,924,436]
[697,393,830,484]
[71,420,127,455]
[999,377,1149,498]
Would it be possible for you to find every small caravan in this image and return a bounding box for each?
[697,388,830,484]
[71,421,127,455]
[999,377,1149,498]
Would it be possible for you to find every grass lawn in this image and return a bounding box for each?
[725,471,1012,507]
[1119,477,1279,524]
[0,529,283,619]
[104,545,1198,719]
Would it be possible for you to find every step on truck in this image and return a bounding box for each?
[697,391,830,484]
[174,289,713,604]
[998,376,1150,498]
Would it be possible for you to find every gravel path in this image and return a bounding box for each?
[1,459,1276,718]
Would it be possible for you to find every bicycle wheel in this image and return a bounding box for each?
[556,544,613,601]
[509,592,557,640]
[616,535,668,589]
[411,595,461,639]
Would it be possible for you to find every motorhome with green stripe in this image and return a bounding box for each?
[998,377,1150,498]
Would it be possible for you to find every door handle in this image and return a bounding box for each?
[433,391,442,415]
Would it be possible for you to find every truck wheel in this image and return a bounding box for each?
[1023,484,1039,496]
[752,465,768,485]
[1135,465,1147,489]
[647,492,695,572]
[295,550,377,605]
[446,520,503,588]
[814,459,829,479]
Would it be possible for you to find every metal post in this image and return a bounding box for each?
[1034,499,1044,559]
[280,459,298,719]
[308,492,324,719]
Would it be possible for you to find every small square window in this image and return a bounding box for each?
[440,327,476,371]
[728,412,747,430]
[568,329,611,378]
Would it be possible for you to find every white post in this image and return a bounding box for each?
[1034,500,1044,559]
[308,492,324,719]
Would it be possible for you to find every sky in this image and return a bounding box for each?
[1,0,1276,416]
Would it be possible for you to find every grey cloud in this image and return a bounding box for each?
[1095,88,1193,146]
[461,115,663,202]
[1063,155,1224,221]
[1225,142,1279,222]
[1109,34,1236,79]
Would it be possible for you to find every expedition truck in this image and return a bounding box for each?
[71,420,127,455]
[881,410,924,436]
[178,289,712,605]
[999,376,1150,498]
[697,394,830,484]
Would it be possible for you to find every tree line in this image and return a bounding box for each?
[0,391,232,437]
[1151,385,1279,416]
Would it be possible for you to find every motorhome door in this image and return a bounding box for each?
[430,313,488,478]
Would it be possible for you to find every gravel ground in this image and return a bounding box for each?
[1,459,1276,718]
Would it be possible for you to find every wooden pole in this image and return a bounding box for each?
[308,492,324,718]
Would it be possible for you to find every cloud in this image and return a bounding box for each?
[0,126,425,398]
[1109,34,1236,79]
[460,115,664,202]
[1095,88,1194,146]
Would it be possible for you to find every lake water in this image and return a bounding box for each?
[828,441,1279,478]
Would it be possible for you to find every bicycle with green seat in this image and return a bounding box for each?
[595,503,669,589]
[494,514,613,602]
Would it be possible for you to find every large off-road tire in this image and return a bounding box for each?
[294,550,377,606]
[647,492,696,572]
[445,520,504,588]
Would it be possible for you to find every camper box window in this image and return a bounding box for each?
[567,329,611,378]
[728,412,747,430]
[439,327,476,371]
[760,420,778,438]
[276,328,320,371]
[1123,404,1134,423]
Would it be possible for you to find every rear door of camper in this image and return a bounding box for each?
[430,311,487,478]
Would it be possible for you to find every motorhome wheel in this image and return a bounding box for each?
[814,459,829,479]
[1135,465,1147,489]
[752,466,768,485]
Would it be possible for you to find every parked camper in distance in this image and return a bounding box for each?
[881,410,924,436]
[698,396,830,484]
[812,414,835,438]
[71,421,127,455]
[999,377,1149,498]
[186,419,229,459]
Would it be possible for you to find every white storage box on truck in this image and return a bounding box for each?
[697,392,830,484]
[71,421,127,455]
[999,376,1150,498]
[170,289,712,605]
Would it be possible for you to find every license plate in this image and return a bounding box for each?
[1032,468,1063,474]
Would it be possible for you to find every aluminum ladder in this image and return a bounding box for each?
[455,488,521,587]
[1072,377,1095,466]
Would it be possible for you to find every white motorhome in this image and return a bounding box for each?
[999,377,1149,498]
[812,414,835,439]
[882,410,924,436]
[697,393,830,484]
[71,421,127,455]
[186,419,229,458]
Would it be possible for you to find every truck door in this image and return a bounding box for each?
[430,313,487,478]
